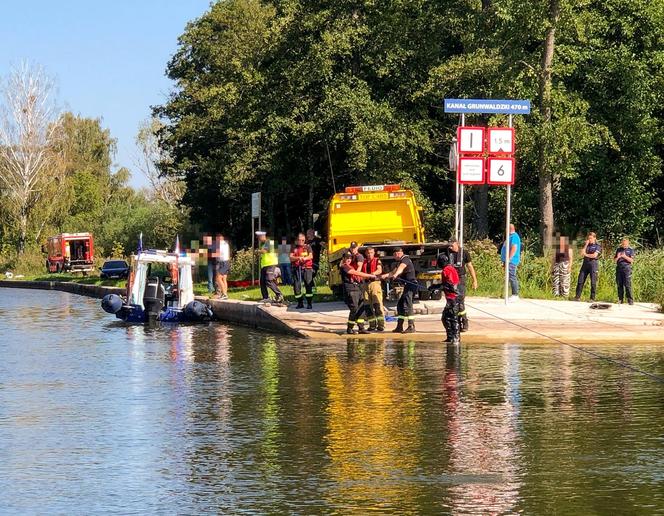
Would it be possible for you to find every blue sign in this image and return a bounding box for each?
[444,99,531,114]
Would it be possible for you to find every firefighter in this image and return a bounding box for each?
[438,254,461,345]
[290,232,315,309]
[446,238,478,332]
[349,241,364,271]
[361,247,385,331]
[379,247,417,333]
[257,231,284,304]
[339,252,376,334]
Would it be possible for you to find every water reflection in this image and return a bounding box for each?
[323,340,424,510]
[1,288,663,514]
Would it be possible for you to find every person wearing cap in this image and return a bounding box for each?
[339,252,377,334]
[360,246,385,331]
[290,232,315,309]
[446,238,477,332]
[257,231,284,303]
[437,253,461,345]
[349,241,364,271]
[379,247,418,333]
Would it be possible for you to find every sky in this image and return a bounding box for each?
[0,0,212,188]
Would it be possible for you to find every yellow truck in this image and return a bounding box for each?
[327,184,449,299]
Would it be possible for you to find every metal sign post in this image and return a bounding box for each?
[503,115,513,304]
[445,99,529,304]
[251,192,261,285]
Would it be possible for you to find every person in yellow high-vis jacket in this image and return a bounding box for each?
[257,232,283,303]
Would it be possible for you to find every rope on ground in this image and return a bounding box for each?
[467,302,664,384]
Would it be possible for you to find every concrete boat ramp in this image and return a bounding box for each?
[1,281,662,344]
[224,296,664,344]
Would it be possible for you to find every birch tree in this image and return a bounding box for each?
[135,118,183,203]
[0,63,63,253]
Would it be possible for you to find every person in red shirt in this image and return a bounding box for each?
[290,233,315,309]
[437,254,461,345]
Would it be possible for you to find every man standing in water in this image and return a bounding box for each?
[501,224,521,301]
[380,247,417,333]
[437,253,461,345]
[446,238,478,332]
[614,237,635,305]
[574,232,602,302]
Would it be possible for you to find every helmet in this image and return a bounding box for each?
[437,254,451,268]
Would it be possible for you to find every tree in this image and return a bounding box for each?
[135,118,184,203]
[0,63,63,253]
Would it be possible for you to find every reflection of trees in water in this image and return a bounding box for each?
[322,341,424,509]
[445,344,523,515]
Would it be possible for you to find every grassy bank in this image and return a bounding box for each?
[4,243,664,311]
[466,241,664,307]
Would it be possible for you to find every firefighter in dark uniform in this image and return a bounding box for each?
[290,232,315,309]
[339,252,376,334]
[614,237,635,305]
[438,254,461,345]
[380,247,417,333]
[446,238,478,332]
[361,246,385,331]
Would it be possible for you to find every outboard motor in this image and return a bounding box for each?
[101,294,124,314]
[143,276,165,319]
[183,300,214,322]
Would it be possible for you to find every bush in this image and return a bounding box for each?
[229,247,260,281]
[468,240,664,304]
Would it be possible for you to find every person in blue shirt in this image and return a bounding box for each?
[500,224,521,300]
[574,232,602,301]
[614,237,635,305]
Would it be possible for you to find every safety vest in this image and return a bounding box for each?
[361,257,381,275]
[291,244,313,269]
[259,240,278,268]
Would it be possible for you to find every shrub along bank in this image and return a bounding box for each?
[4,242,664,311]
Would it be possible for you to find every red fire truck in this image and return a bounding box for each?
[44,233,95,273]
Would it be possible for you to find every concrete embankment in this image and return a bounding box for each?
[259,296,664,344]
[2,280,662,343]
[0,280,303,337]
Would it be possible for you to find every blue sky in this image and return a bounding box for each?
[0,0,212,188]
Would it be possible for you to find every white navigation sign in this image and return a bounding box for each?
[488,127,515,154]
[457,127,485,153]
[487,158,515,185]
[458,157,485,184]
[251,192,261,218]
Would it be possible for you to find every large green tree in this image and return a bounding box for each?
[157,0,663,248]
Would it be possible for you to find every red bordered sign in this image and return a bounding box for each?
[487,127,515,154]
[458,157,486,185]
[457,126,485,154]
[487,157,516,185]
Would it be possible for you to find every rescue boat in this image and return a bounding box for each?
[101,248,213,323]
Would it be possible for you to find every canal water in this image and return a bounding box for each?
[1,288,663,514]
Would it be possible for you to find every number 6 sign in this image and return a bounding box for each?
[487,157,515,185]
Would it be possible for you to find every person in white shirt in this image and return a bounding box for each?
[214,234,231,299]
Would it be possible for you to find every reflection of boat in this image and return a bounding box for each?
[101,249,213,323]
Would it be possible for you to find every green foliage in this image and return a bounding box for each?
[468,240,664,304]
[155,0,664,248]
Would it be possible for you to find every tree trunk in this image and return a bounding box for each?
[473,185,489,239]
[538,0,560,252]
[18,210,28,255]
[307,163,314,230]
